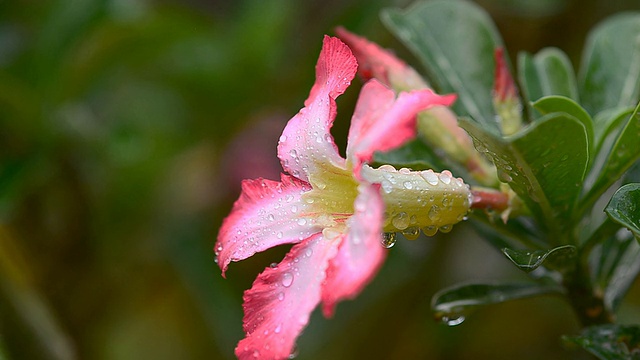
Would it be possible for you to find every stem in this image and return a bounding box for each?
[471,188,509,212]
[563,245,615,327]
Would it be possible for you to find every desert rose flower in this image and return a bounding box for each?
[216,36,472,360]
[336,27,497,187]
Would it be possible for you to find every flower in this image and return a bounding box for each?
[336,27,497,187]
[216,36,472,360]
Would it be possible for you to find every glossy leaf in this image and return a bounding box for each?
[604,239,640,312]
[432,282,562,325]
[460,113,588,235]
[588,103,640,210]
[564,325,640,359]
[593,107,634,158]
[502,245,576,273]
[518,48,578,104]
[382,0,503,133]
[533,96,594,155]
[579,13,640,116]
[605,183,640,240]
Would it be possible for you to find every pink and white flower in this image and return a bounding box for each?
[216,36,472,360]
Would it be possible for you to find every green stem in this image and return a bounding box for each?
[563,234,616,327]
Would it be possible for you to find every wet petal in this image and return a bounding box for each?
[347,80,456,175]
[236,234,340,360]
[335,26,428,91]
[216,174,322,275]
[321,183,386,317]
[277,36,357,183]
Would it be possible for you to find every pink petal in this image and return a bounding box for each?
[216,174,322,275]
[277,36,358,183]
[321,183,386,317]
[236,233,340,360]
[346,80,457,175]
[493,47,517,102]
[335,26,427,90]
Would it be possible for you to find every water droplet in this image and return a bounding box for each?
[281,272,294,287]
[275,323,282,333]
[439,171,452,185]
[288,346,299,359]
[399,168,411,174]
[420,170,439,186]
[280,135,287,142]
[291,205,298,213]
[442,315,465,326]
[402,226,420,240]
[270,262,278,268]
[289,149,298,158]
[381,232,397,248]
[391,212,410,230]
[324,133,332,143]
[439,224,453,233]
[268,214,275,221]
[297,218,307,226]
[428,205,441,221]
[422,226,438,236]
[253,350,261,358]
[498,169,513,183]
[381,180,394,194]
[403,181,414,190]
[305,248,313,257]
[277,292,285,301]
[276,231,283,239]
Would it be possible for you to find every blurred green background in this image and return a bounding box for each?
[1,0,640,359]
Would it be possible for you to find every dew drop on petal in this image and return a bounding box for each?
[381,180,394,194]
[391,212,410,230]
[289,149,298,158]
[403,181,414,190]
[422,226,438,237]
[281,272,294,287]
[381,232,397,248]
[439,224,453,233]
[420,170,439,186]
[280,135,287,142]
[267,214,275,221]
[275,323,282,333]
[277,292,285,301]
[439,171,452,185]
[297,218,307,226]
[401,226,420,240]
[428,205,441,221]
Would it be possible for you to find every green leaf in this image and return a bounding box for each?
[382,0,503,133]
[605,183,640,240]
[564,325,640,359]
[578,12,640,116]
[533,96,594,155]
[589,104,640,209]
[593,107,634,158]
[432,282,562,325]
[460,113,588,236]
[604,239,640,312]
[502,245,576,273]
[518,48,579,104]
